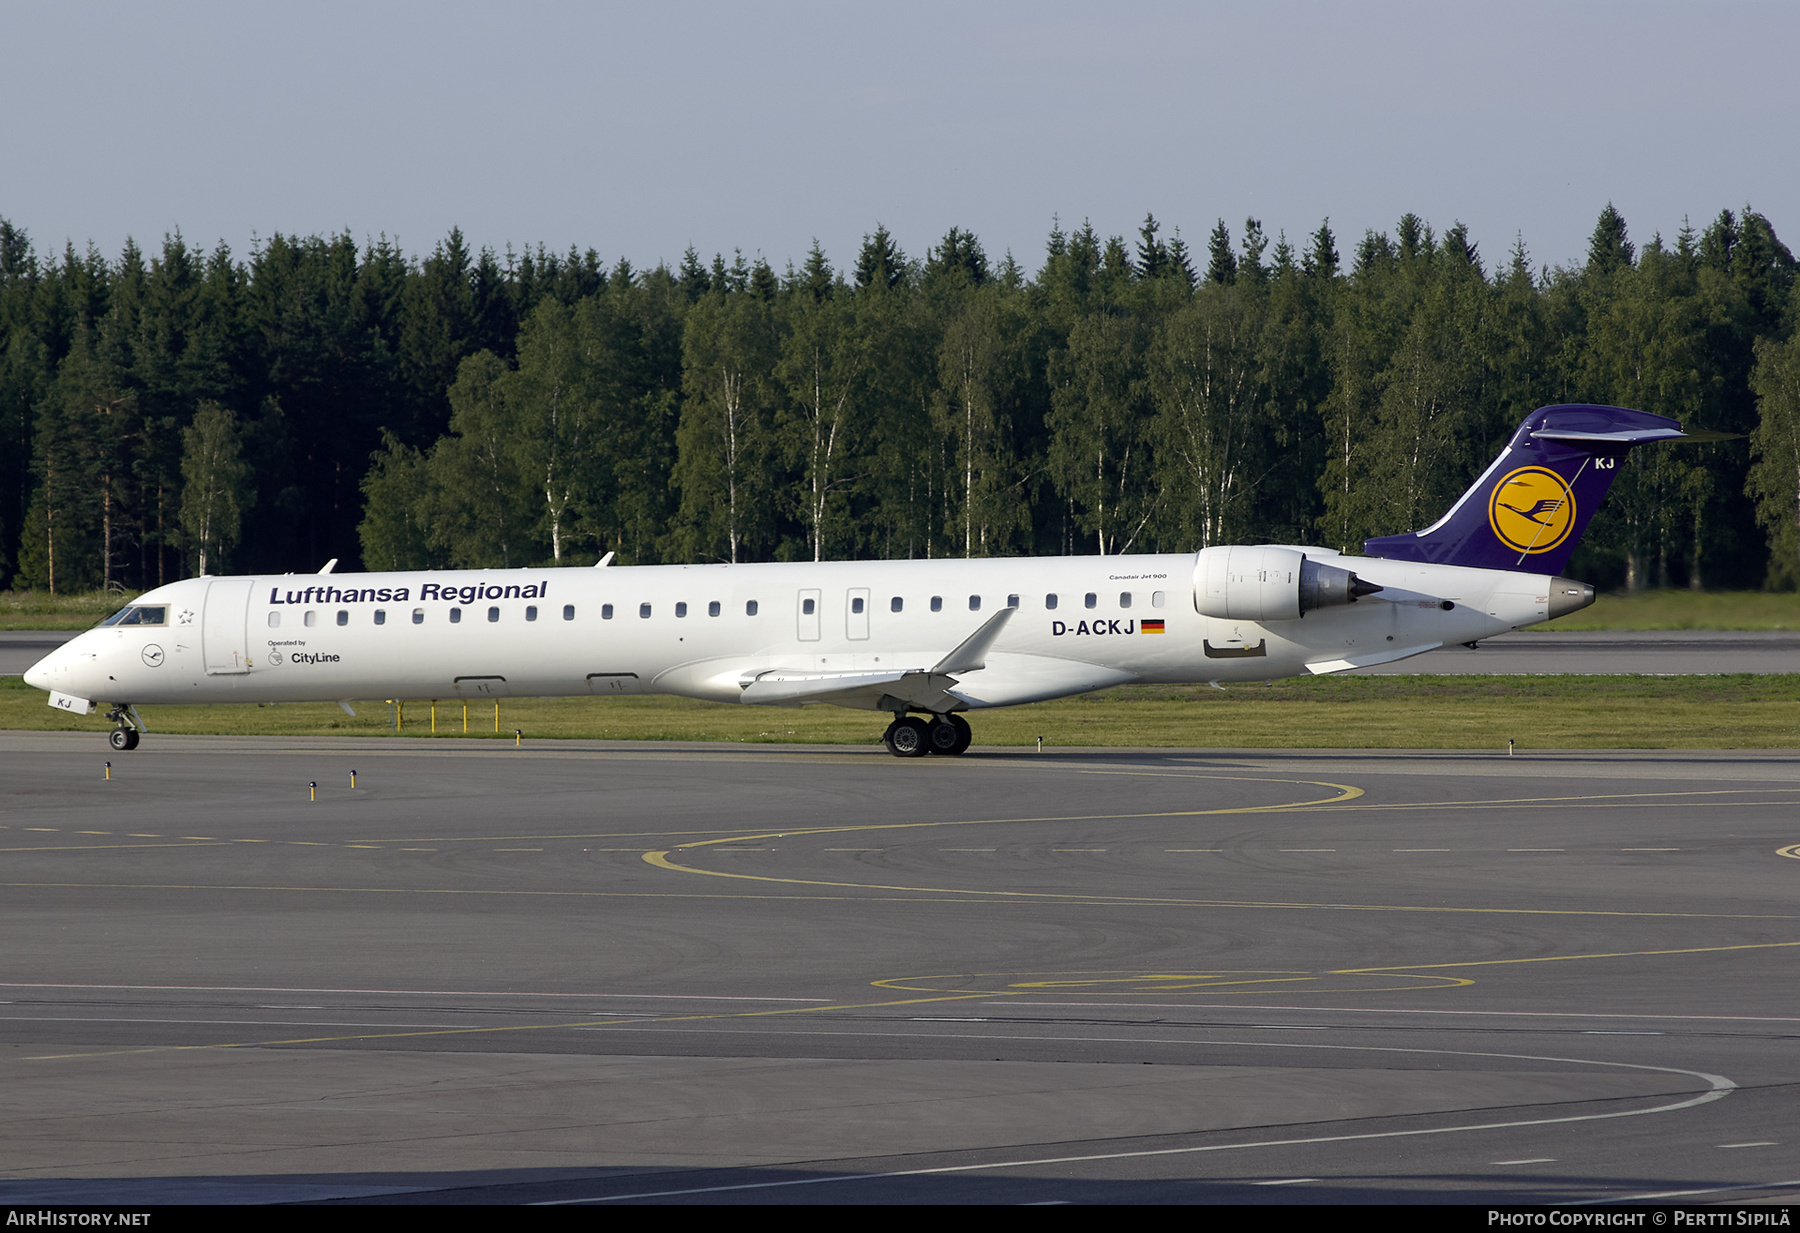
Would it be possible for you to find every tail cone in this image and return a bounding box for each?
[1548,577,1595,620]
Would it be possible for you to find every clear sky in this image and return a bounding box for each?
[3,0,1794,277]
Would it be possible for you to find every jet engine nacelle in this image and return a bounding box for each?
[1192,545,1381,621]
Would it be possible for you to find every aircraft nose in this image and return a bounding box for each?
[23,636,92,694]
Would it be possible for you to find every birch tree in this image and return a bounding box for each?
[1749,333,1800,586]
[508,301,600,563]
[933,286,1032,556]
[179,401,247,575]
[777,272,864,561]
[1047,309,1154,554]
[1151,284,1266,547]
[674,288,777,562]
[430,351,528,567]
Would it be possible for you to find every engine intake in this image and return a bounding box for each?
[1193,545,1381,621]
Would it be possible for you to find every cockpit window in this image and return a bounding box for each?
[99,605,166,627]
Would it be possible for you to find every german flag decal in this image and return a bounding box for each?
[1141,619,1166,634]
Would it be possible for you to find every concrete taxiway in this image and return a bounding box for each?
[1,731,1797,1205]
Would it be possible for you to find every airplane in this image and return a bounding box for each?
[25,403,1692,757]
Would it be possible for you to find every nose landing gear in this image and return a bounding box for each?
[105,705,141,751]
[882,712,971,757]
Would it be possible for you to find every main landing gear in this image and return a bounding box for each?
[105,705,141,751]
[882,713,972,758]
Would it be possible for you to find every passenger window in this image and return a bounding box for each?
[449,608,462,624]
[890,597,903,613]
[851,597,864,614]
[267,612,280,628]
[676,602,688,618]
[374,610,386,626]
[487,606,500,622]
[1085,593,1097,609]
[1007,594,1019,609]
[336,610,349,626]
[639,603,651,618]
[708,601,720,617]
[1120,592,1132,609]
[931,596,943,613]
[1045,594,1058,610]
[1152,590,1166,608]
[803,598,815,615]
[525,606,537,621]
[969,595,981,611]
[746,600,758,616]
[412,609,424,624]
[304,610,317,627]
[601,604,612,620]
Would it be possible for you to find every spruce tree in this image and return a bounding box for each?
[1588,204,1635,274]
[1303,219,1339,280]
[678,246,711,301]
[1205,219,1237,286]
[927,227,987,286]
[1239,218,1268,285]
[1135,214,1168,281]
[1165,228,1197,291]
[854,225,905,290]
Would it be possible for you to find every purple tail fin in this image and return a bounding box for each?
[1362,404,1686,574]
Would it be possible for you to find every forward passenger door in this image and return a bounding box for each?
[202,579,253,674]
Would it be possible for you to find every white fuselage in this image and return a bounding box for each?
[26,549,1562,715]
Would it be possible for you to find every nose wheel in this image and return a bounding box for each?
[105,705,142,751]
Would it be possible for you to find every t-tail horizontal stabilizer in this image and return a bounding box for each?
[1362,404,1690,574]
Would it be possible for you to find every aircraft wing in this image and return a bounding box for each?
[730,608,1137,711]
[739,668,964,711]
[739,653,1138,711]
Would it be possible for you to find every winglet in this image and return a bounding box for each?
[318,558,338,575]
[594,551,616,568]
[932,607,1015,675]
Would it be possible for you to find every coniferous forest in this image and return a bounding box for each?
[2,206,1797,597]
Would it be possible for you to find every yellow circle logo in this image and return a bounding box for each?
[1488,467,1576,554]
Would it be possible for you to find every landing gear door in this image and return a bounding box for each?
[203,578,254,674]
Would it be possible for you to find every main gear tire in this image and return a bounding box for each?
[883,716,931,757]
[928,715,972,755]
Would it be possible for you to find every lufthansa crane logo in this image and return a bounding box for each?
[1488,467,1576,554]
